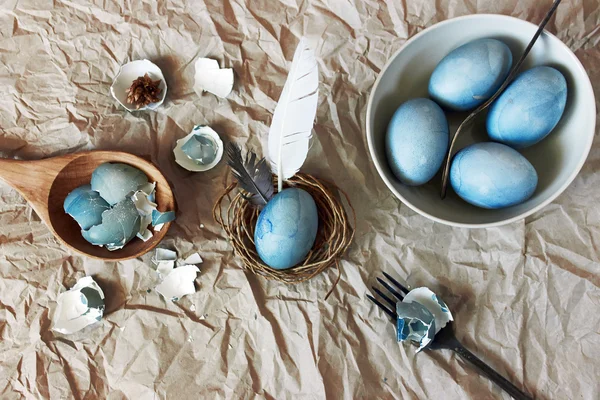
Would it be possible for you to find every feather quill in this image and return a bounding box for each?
[268,38,319,192]
[226,143,274,208]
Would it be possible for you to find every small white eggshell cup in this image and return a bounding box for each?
[173,125,224,172]
[110,59,167,112]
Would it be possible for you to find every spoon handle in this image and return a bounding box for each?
[440,0,562,198]
[0,156,76,221]
[452,343,532,400]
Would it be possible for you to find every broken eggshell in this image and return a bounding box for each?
[174,126,223,172]
[396,301,436,352]
[403,287,454,334]
[51,276,105,335]
[82,197,141,250]
[110,59,167,112]
[63,184,110,230]
[155,265,200,301]
[91,162,149,205]
[152,248,177,277]
[194,57,234,98]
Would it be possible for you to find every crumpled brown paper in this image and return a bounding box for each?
[1,0,599,399]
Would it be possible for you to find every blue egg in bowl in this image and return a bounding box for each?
[429,38,513,111]
[255,188,318,270]
[450,142,538,209]
[366,15,595,227]
[487,66,567,148]
[386,98,449,186]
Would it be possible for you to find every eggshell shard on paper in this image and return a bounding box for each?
[194,57,234,98]
[182,252,203,265]
[152,248,178,276]
[155,265,200,301]
[51,276,105,335]
[403,287,454,334]
[396,301,436,351]
[91,163,149,206]
[110,59,167,112]
[173,126,224,172]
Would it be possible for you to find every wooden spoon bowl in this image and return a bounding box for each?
[0,151,176,261]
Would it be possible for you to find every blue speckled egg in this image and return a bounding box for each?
[64,184,110,230]
[255,188,318,270]
[429,38,513,111]
[487,66,567,148]
[450,142,537,209]
[386,98,449,186]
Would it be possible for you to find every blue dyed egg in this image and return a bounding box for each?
[487,66,567,148]
[450,142,538,209]
[63,184,110,230]
[255,188,318,270]
[386,98,449,186]
[429,38,513,111]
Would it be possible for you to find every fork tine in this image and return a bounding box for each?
[367,294,396,319]
[372,286,396,309]
[382,271,410,294]
[377,277,405,301]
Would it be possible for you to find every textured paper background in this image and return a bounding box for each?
[1,0,599,399]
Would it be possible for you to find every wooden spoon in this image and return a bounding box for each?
[0,151,176,261]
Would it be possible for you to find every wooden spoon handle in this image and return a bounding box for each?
[0,155,78,220]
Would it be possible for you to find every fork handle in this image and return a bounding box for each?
[453,344,532,400]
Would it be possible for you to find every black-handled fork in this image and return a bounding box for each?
[368,272,533,400]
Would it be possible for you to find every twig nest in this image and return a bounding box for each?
[174,125,223,172]
[213,174,355,287]
[111,60,167,112]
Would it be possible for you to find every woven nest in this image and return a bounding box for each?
[213,173,355,296]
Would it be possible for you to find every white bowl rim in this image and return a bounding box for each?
[366,13,596,229]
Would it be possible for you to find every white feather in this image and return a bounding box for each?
[268,38,319,192]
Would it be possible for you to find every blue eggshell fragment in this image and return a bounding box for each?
[63,184,110,230]
[254,188,318,270]
[90,163,149,205]
[450,142,538,209]
[181,134,218,165]
[487,66,567,148]
[396,301,436,352]
[82,197,141,247]
[429,38,513,111]
[385,98,449,186]
[151,210,176,226]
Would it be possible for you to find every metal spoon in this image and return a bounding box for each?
[440,0,562,198]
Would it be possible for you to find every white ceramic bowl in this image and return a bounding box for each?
[367,14,596,228]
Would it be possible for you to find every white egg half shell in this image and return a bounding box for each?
[403,287,453,334]
[51,276,105,335]
[110,59,167,112]
[174,126,223,172]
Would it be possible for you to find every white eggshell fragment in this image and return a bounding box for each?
[91,163,149,206]
[51,276,105,335]
[155,265,200,301]
[194,57,234,98]
[403,287,453,334]
[110,59,167,112]
[174,126,223,172]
